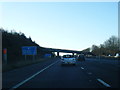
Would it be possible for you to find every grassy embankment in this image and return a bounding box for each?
[3,57,55,72]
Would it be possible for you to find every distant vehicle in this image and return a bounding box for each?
[77,54,85,61]
[114,53,120,58]
[61,55,76,66]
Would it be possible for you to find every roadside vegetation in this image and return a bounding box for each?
[1,28,119,72]
[2,57,56,72]
[82,36,120,58]
[1,28,56,72]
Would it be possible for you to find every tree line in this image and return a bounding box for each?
[1,28,54,64]
[83,36,120,56]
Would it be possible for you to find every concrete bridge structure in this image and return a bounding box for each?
[42,48,95,57]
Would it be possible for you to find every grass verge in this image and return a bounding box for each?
[2,57,55,72]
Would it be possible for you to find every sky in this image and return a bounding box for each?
[0,2,118,52]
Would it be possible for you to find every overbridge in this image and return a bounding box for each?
[42,47,95,57]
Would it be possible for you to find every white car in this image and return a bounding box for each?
[114,53,120,58]
[61,55,76,66]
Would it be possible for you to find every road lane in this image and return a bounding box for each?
[11,60,59,89]
[3,58,58,88]
[17,60,103,88]
[79,58,120,88]
[3,57,119,88]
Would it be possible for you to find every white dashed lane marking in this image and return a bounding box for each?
[80,64,111,88]
[87,72,92,75]
[81,67,84,69]
[97,79,111,87]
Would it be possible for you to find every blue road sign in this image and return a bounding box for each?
[22,46,37,55]
[44,54,51,58]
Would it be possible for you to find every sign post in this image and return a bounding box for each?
[33,55,35,61]
[22,46,37,61]
[25,55,27,61]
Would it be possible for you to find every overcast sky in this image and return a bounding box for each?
[0,2,118,51]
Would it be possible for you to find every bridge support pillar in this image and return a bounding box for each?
[57,52,59,57]
[72,53,74,56]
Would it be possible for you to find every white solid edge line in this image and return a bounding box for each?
[10,60,59,89]
[97,79,111,87]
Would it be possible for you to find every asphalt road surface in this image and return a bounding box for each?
[3,57,120,88]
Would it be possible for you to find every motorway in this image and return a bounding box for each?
[3,57,120,88]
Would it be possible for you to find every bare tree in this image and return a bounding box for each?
[82,48,90,52]
[103,36,119,55]
[90,36,119,56]
[91,45,100,56]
